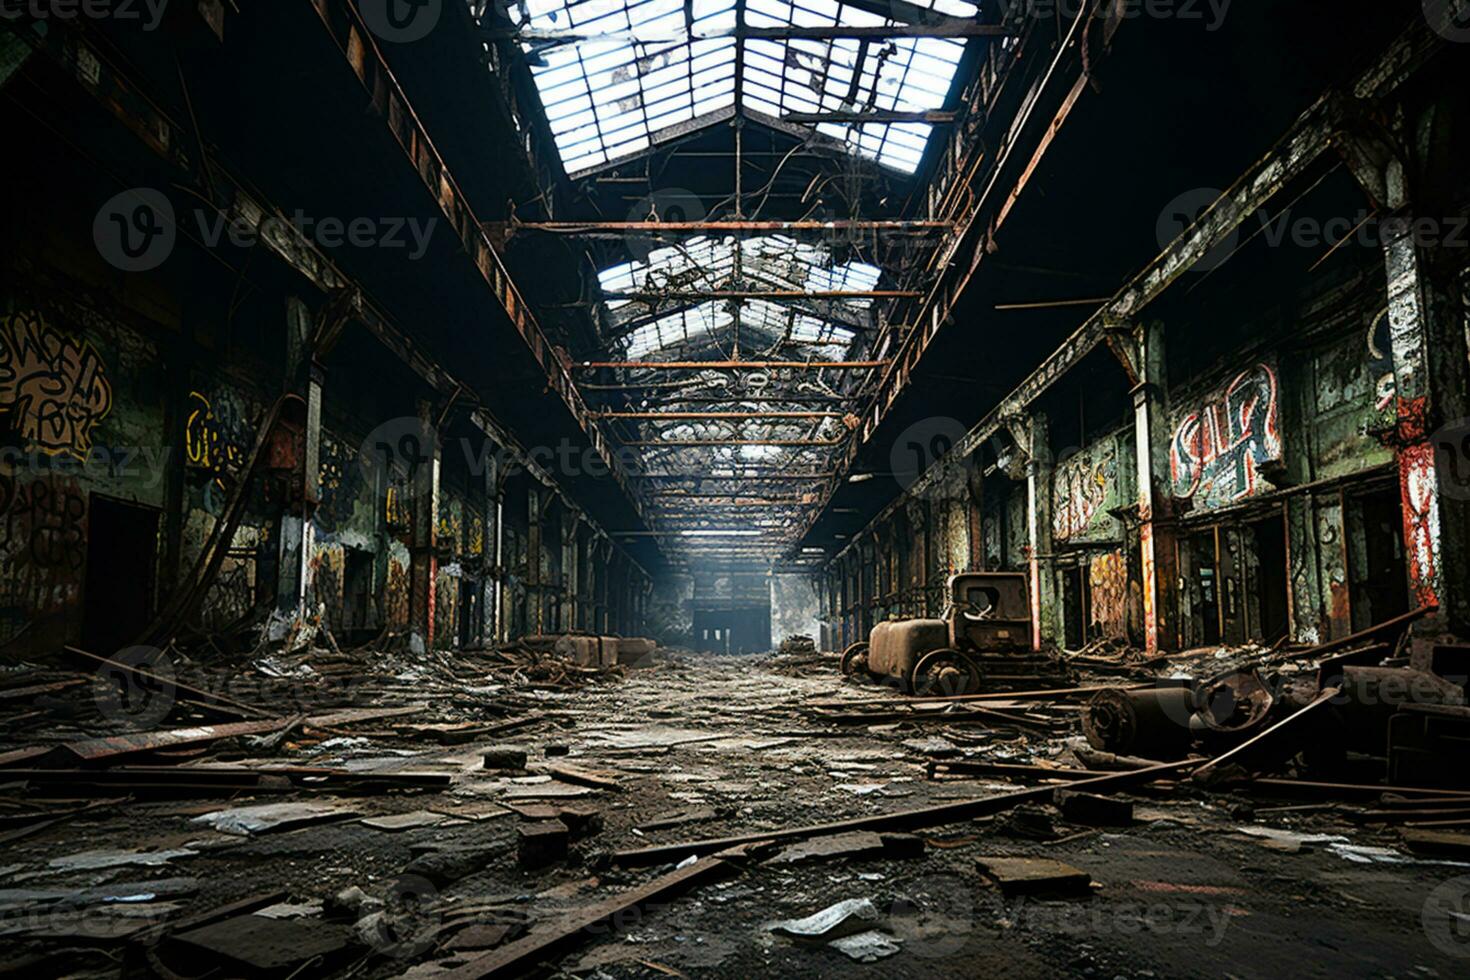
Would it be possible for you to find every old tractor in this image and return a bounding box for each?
[840,571,1065,696]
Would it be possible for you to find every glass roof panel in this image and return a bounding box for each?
[504,0,977,175]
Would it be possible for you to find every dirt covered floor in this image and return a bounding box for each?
[4,649,1470,978]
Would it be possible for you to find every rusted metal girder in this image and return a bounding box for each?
[502,220,952,235]
[781,109,957,124]
[602,289,919,300]
[622,439,845,447]
[578,360,884,370]
[595,410,843,420]
[633,471,836,479]
[813,17,1446,556]
[486,24,1013,42]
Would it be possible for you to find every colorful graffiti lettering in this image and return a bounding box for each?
[1053,446,1117,541]
[1169,362,1281,508]
[0,311,113,459]
[1089,550,1128,639]
[2,477,86,572]
[185,389,249,513]
[1400,442,1441,607]
[385,556,410,629]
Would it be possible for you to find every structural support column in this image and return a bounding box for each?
[1024,412,1054,651]
[561,508,581,633]
[277,296,322,619]
[407,399,441,653]
[1129,320,1178,653]
[1377,160,1470,633]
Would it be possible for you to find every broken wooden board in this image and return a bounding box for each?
[168,914,356,975]
[976,857,1094,896]
[22,705,428,769]
[611,759,1195,867]
[439,844,760,979]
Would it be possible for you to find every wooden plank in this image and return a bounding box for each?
[611,760,1193,867]
[440,844,756,978]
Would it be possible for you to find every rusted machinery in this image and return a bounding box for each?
[839,572,1067,696]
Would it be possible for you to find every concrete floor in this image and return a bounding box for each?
[6,651,1470,977]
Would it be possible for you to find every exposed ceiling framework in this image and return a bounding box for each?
[503,0,977,175]
[479,0,995,570]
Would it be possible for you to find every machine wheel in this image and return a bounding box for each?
[840,642,871,678]
[911,648,983,696]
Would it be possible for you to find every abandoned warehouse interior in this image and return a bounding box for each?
[3,0,1470,976]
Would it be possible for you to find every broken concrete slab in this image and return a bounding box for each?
[517,819,569,868]
[168,913,356,976]
[829,929,902,962]
[361,810,448,832]
[48,847,198,871]
[1054,789,1135,826]
[482,747,528,770]
[765,831,924,866]
[976,856,1094,896]
[191,801,361,836]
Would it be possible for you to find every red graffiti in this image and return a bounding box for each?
[1170,363,1281,506]
[1399,442,1440,607]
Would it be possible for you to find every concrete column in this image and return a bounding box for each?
[527,485,543,635]
[1131,320,1177,653]
[561,508,580,633]
[1024,412,1055,651]
[407,399,441,653]
[276,296,322,619]
[1377,161,1470,633]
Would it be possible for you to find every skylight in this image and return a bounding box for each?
[598,235,876,357]
[504,0,977,175]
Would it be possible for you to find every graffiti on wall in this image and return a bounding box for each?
[1088,550,1128,640]
[0,311,113,459]
[1053,444,1119,541]
[317,434,366,533]
[0,475,87,627]
[185,389,249,513]
[1367,306,1395,414]
[1400,442,1441,607]
[385,556,410,629]
[1170,362,1281,509]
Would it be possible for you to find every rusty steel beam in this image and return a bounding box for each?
[504,220,952,235]
[632,471,836,479]
[487,24,1012,42]
[596,410,843,420]
[579,360,884,370]
[602,289,918,300]
[622,439,845,447]
[813,18,1446,558]
[781,109,957,124]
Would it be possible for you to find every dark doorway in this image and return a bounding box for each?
[1060,565,1087,649]
[83,495,160,656]
[692,605,771,654]
[1181,530,1221,646]
[1348,487,1409,631]
[1249,514,1290,643]
[341,547,374,636]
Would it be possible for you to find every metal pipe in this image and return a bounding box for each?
[578,360,885,370]
[602,289,919,300]
[504,220,952,234]
[781,110,958,124]
[595,410,843,420]
[622,439,845,447]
